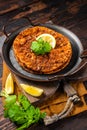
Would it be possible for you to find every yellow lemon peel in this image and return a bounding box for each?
[5,73,14,94]
[20,84,44,97]
[36,33,56,48]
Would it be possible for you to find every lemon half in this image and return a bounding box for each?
[5,73,14,94]
[36,33,56,48]
[20,84,44,97]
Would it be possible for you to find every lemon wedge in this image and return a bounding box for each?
[5,73,14,94]
[20,84,44,97]
[36,33,56,48]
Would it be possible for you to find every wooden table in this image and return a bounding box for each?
[0,0,87,130]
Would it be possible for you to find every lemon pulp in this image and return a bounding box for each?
[36,33,56,48]
[5,73,14,94]
[20,84,44,97]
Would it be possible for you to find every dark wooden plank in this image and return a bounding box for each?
[70,19,87,49]
[0,0,87,32]
[0,0,39,15]
[28,0,87,24]
[0,0,25,15]
[0,0,86,49]
[0,0,47,31]
[26,111,87,130]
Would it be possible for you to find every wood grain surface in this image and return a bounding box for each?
[0,0,87,130]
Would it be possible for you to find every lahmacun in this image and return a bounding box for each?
[13,26,72,74]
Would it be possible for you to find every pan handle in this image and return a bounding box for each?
[80,49,87,58]
[3,17,33,37]
[48,58,87,81]
[67,58,87,79]
[48,74,67,81]
[69,50,87,76]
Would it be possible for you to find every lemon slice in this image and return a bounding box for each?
[5,73,14,94]
[36,33,56,48]
[20,84,44,97]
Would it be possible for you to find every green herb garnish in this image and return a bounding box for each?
[31,38,52,55]
[0,90,46,130]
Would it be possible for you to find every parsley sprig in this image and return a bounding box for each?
[31,38,52,55]
[0,90,46,130]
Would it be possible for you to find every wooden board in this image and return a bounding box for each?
[2,62,59,106]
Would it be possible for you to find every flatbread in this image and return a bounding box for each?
[13,26,72,74]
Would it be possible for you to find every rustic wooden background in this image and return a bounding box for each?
[0,0,87,130]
